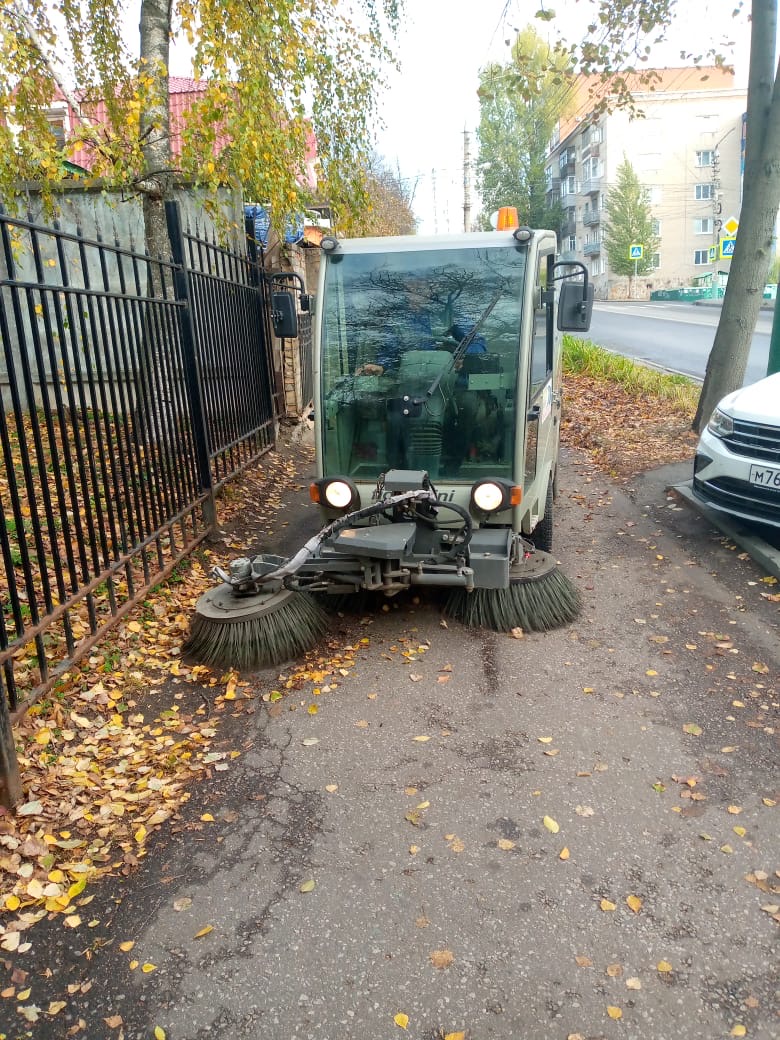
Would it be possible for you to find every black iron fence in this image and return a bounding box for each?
[0,200,279,804]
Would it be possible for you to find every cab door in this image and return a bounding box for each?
[523,249,558,522]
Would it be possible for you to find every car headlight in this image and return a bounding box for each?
[470,479,521,514]
[310,478,359,511]
[707,407,734,438]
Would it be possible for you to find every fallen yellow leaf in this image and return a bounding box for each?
[727,805,742,814]
[412,735,430,742]
[299,879,316,893]
[497,839,515,851]
[626,895,642,914]
[606,963,623,977]
[538,736,553,744]
[600,899,616,912]
[575,955,592,967]
[607,1006,623,1020]
[119,941,134,952]
[154,1028,167,1040]
[626,977,642,990]
[17,987,31,1000]
[142,963,156,973]
[543,815,559,833]
[730,1026,747,1037]
[394,1012,409,1030]
[429,949,454,969]
[559,847,570,861]
[444,1033,465,1040]
[325,784,338,793]
[657,960,673,973]
[200,813,215,822]
[194,925,213,938]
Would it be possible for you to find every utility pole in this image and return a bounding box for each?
[431,168,438,235]
[463,129,472,233]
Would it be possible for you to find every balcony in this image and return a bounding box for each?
[559,155,576,176]
[581,176,602,195]
[582,208,601,226]
[561,189,578,208]
[581,142,600,161]
[560,220,577,238]
[545,177,561,196]
[583,240,602,255]
[559,249,578,262]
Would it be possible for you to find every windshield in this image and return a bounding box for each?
[320,244,527,483]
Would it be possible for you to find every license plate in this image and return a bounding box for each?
[749,463,780,489]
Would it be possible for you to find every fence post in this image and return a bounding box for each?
[0,690,22,808]
[165,200,216,530]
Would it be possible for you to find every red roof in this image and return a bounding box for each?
[57,78,318,186]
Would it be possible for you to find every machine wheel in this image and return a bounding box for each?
[531,481,554,553]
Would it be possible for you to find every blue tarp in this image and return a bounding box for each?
[244,204,304,246]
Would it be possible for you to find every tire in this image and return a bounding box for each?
[531,480,554,553]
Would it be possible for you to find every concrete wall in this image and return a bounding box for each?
[0,182,244,412]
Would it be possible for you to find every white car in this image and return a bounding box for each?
[694,372,780,529]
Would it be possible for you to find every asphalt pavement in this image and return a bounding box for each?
[8,439,779,1040]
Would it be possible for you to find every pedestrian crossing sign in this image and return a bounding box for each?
[629,243,644,260]
[720,236,736,259]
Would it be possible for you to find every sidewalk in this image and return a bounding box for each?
[2,440,778,1040]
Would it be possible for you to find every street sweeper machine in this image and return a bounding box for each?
[186,215,594,669]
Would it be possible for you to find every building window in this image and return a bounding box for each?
[568,235,576,251]
[694,218,713,235]
[648,186,663,204]
[694,249,710,265]
[651,219,661,236]
[695,150,714,167]
[650,253,661,270]
[545,166,553,189]
[695,183,714,200]
[562,174,576,196]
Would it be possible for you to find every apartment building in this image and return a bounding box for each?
[545,68,746,299]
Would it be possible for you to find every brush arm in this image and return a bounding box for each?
[213,488,441,592]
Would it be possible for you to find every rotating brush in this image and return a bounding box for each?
[444,549,581,632]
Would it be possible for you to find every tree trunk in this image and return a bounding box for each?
[694,0,780,429]
[139,0,173,273]
[136,0,174,446]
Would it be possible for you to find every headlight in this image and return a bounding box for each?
[324,480,353,509]
[310,478,359,511]
[707,407,734,438]
[470,479,521,514]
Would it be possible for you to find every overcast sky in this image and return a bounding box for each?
[375,0,753,234]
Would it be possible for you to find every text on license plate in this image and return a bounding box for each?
[749,463,780,489]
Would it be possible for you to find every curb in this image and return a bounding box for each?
[671,479,780,580]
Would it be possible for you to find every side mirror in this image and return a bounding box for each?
[557,280,594,332]
[272,291,298,338]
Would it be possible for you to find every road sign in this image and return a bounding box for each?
[723,216,739,236]
[720,236,736,259]
[708,245,717,262]
[629,243,644,260]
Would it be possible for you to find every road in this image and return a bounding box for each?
[588,301,773,385]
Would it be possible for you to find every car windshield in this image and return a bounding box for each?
[320,243,527,483]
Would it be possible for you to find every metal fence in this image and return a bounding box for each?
[0,200,279,804]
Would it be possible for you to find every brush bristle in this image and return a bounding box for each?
[185,593,328,670]
[444,567,581,632]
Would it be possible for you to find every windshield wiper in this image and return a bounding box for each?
[425,289,503,400]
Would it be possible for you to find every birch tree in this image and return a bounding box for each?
[0,0,402,260]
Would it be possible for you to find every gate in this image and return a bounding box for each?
[0,201,279,804]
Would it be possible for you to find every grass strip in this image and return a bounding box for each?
[563,335,700,415]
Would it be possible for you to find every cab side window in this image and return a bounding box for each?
[530,252,553,399]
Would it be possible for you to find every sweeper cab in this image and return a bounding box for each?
[186,214,594,670]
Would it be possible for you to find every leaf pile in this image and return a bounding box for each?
[562,373,698,478]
